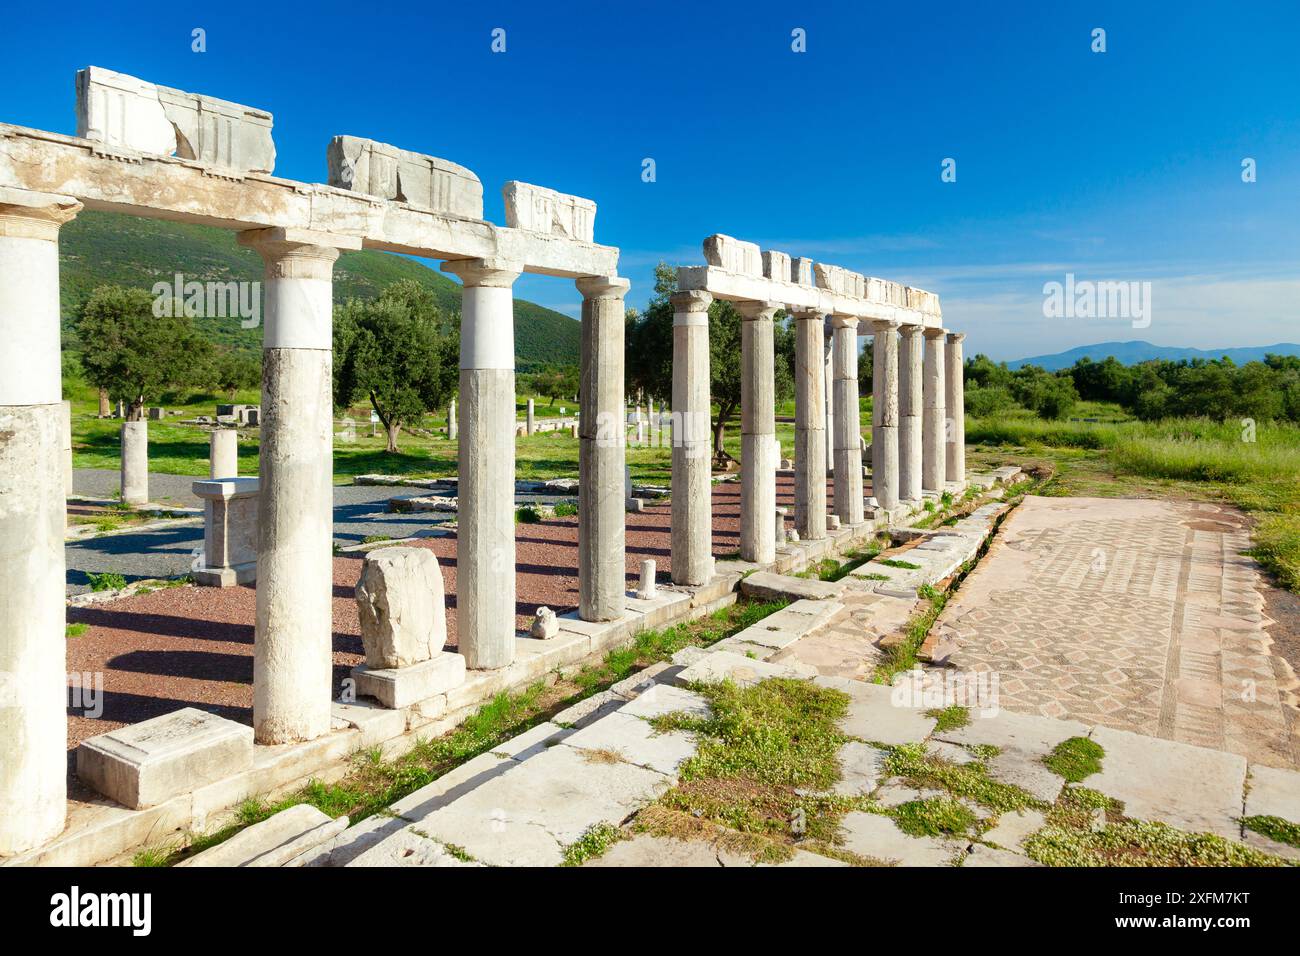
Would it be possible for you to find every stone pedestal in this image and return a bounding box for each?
[77,708,253,810]
[192,477,259,587]
[443,258,522,669]
[832,317,863,525]
[923,328,948,493]
[871,320,900,511]
[738,301,777,564]
[945,332,966,484]
[120,419,149,505]
[898,325,924,503]
[240,227,361,744]
[352,652,466,710]
[793,311,827,540]
[209,428,238,478]
[670,290,713,585]
[0,187,80,854]
[577,276,629,621]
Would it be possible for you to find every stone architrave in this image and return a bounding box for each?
[355,547,448,669]
[503,182,596,242]
[702,234,762,276]
[327,135,484,219]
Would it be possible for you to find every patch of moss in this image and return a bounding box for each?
[925,705,970,733]
[891,797,978,838]
[560,822,626,866]
[878,558,922,570]
[1241,814,1300,849]
[883,742,1043,813]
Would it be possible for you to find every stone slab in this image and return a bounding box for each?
[351,652,466,709]
[962,843,1043,867]
[344,827,483,867]
[982,809,1047,852]
[839,811,963,866]
[673,651,814,689]
[1088,725,1247,840]
[816,677,937,746]
[490,721,574,762]
[560,712,697,777]
[739,571,843,602]
[412,744,673,867]
[938,710,1092,804]
[617,684,710,722]
[833,741,887,797]
[180,804,345,867]
[77,707,253,809]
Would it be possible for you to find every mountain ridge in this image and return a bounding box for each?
[1005,340,1300,372]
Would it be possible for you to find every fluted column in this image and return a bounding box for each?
[823,323,835,473]
[670,290,713,585]
[831,316,863,524]
[922,327,948,493]
[898,325,924,503]
[442,258,523,669]
[0,188,80,855]
[793,310,827,540]
[871,319,900,511]
[240,227,359,744]
[576,276,629,621]
[738,301,778,564]
[945,331,966,485]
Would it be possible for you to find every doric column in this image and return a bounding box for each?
[945,332,966,484]
[442,258,523,669]
[0,188,80,855]
[897,324,924,503]
[823,323,835,473]
[670,290,713,585]
[239,227,359,744]
[831,316,864,525]
[737,301,778,564]
[871,319,900,511]
[922,327,948,493]
[793,310,827,540]
[576,275,629,621]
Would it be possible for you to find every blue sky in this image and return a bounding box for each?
[3,0,1297,360]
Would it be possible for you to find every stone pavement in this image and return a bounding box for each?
[285,491,1300,867]
[936,496,1300,770]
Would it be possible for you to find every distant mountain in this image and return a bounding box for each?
[57,211,580,370]
[1006,340,1300,372]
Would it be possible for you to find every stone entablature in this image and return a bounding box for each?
[679,232,942,328]
[327,135,483,220]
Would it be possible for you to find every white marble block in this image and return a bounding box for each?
[75,66,275,175]
[791,257,814,286]
[503,181,596,242]
[814,263,866,298]
[191,477,259,587]
[762,249,791,281]
[352,652,466,709]
[355,547,448,669]
[703,234,762,276]
[327,135,483,219]
[77,708,254,809]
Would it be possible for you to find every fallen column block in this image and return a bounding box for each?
[77,708,254,810]
[179,804,348,867]
[327,135,483,219]
[503,181,596,242]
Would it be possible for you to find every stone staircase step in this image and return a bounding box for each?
[739,570,843,602]
[180,804,347,867]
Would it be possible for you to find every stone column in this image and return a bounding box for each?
[576,276,629,622]
[448,399,457,440]
[239,227,358,744]
[61,400,73,497]
[831,317,863,525]
[823,323,835,474]
[0,188,80,855]
[792,310,827,540]
[737,301,778,565]
[897,325,924,504]
[945,332,966,485]
[526,397,535,436]
[871,320,900,511]
[442,258,523,669]
[120,419,148,505]
[210,428,238,478]
[922,327,948,493]
[670,290,713,585]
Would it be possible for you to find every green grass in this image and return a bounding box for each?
[65,622,89,638]
[874,584,948,683]
[553,500,578,518]
[86,571,127,592]
[515,506,542,524]
[878,558,921,570]
[1240,814,1300,849]
[891,797,979,838]
[1043,737,1105,782]
[925,705,970,733]
[882,742,1044,814]
[560,822,625,866]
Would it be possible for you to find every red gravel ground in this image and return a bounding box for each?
[65,474,856,749]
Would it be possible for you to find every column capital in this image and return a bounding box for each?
[238,227,359,278]
[0,187,81,241]
[946,331,966,344]
[670,290,712,313]
[789,308,825,321]
[831,315,859,331]
[441,257,523,288]
[870,318,900,334]
[923,326,949,340]
[898,323,926,338]
[735,300,781,321]
[575,275,630,299]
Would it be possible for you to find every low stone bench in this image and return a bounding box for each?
[192,477,259,586]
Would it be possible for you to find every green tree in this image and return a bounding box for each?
[211,348,260,400]
[76,284,212,420]
[333,280,457,452]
